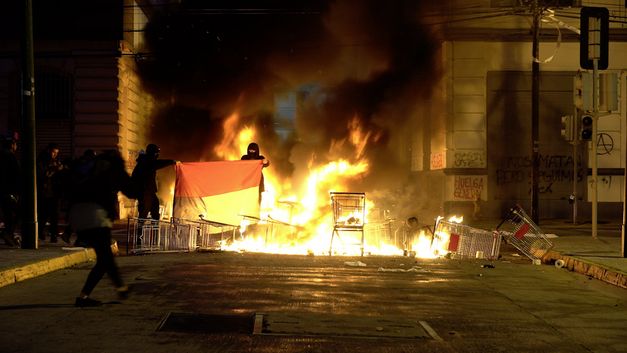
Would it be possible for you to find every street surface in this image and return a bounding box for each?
[0,249,625,353]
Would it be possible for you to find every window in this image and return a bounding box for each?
[491,0,581,7]
[35,72,73,120]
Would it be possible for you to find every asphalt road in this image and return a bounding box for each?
[0,250,625,353]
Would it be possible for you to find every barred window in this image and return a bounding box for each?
[35,72,73,120]
[490,0,581,7]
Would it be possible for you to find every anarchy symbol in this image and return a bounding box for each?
[596,133,613,155]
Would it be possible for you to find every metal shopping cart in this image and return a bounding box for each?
[329,192,366,256]
[496,205,553,262]
[434,220,502,260]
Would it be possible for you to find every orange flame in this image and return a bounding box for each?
[213,111,465,258]
[214,111,254,160]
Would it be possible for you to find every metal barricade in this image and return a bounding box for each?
[434,220,501,260]
[496,205,553,261]
[127,217,241,254]
[127,218,169,254]
[124,218,189,253]
[165,220,196,251]
[188,218,239,250]
[364,220,393,251]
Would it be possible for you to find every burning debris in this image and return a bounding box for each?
[137,0,442,230]
[128,1,520,258]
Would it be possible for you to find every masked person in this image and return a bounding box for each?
[131,144,176,221]
[241,142,270,204]
[0,137,20,247]
[36,143,64,242]
[68,150,136,307]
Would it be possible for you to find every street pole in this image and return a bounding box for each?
[572,111,578,224]
[21,0,38,249]
[531,1,540,224]
[591,59,598,239]
[623,148,627,256]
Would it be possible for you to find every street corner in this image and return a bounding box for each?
[543,249,627,289]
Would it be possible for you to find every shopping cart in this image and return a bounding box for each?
[434,220,502,260]
[329,192,366,256]
[496,205,553,261]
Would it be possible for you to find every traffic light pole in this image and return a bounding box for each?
[591,59,598,239]
[530,1,540,224]
[572,115,578,225]
[580,6,610,244]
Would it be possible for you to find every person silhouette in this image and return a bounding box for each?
[68,150,136,307]
[131,144,176,221]
[0,136,20,247]
[240,142,269,204]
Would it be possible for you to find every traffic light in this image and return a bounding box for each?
[573,72,593,111]
[560,115,574,142]
[580,7,609,70]
[580,114,593,141]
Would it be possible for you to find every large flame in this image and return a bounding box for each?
[209,111,463,258]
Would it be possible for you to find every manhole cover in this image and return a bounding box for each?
[157,312,439,340]
[157,312,255,333]
[259,313,433,339]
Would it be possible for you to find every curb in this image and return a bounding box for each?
[544,250,627,289]
[0,248,96,289]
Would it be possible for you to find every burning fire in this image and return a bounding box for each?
[206,111,464,258]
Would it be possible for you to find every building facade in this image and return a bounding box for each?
[412,0,627,221]
[0,0,154,218]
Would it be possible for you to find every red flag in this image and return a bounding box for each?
[173,160,263,226]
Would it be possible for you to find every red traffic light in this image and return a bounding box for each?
[581,115,593,140]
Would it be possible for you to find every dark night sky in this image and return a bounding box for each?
[137,0,442,208]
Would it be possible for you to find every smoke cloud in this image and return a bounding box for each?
[138,0,442,216]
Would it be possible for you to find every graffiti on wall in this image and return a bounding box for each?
[430,151,445,170]
[452,175,485,201]
[453,150,486,168]
[587,175,624,202]
[495,154,585,195]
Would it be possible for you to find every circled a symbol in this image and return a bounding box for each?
[596,133,613,155]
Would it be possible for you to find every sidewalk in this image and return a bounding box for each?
[468,218,627,289]
[1,219,626,289]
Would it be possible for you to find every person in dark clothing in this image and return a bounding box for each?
[131,144,176,221]
[0,137,20,247]
[68,149,135,307]
[60,149,97,244]
[240,142,270,204]
[37,143,64,242]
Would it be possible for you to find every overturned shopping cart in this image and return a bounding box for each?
[496,205,553,262]
[433,220,502,260]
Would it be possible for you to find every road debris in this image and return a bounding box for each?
[344,261,367,267]
[377,266,429,273]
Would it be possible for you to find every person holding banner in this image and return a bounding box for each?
[241,142,269,204]
[132,143,176,221]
